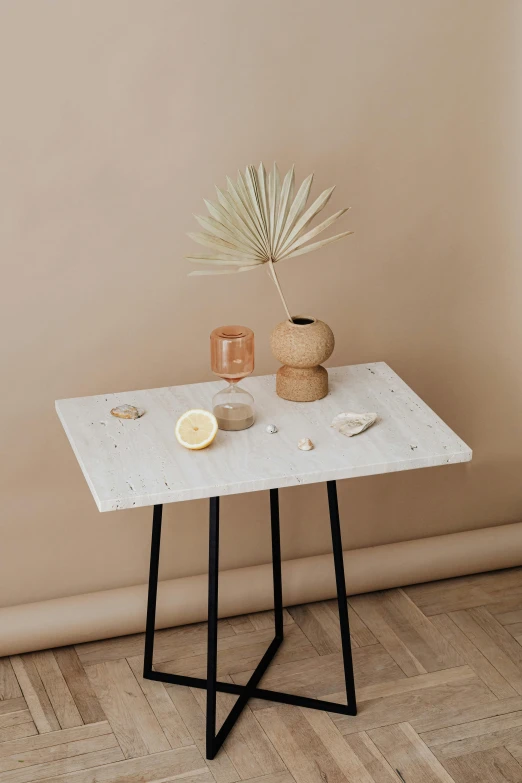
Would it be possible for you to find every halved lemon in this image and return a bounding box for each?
[175,409,218,450]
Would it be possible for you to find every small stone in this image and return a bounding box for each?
[266,424,278,434]
[298,437,314,451]
[330,412,377,437]
[110,404,144,420]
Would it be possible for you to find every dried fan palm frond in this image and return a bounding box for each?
[187,163,353,321]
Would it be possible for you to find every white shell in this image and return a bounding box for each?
[110,404,144,420]
[298,437,314,451]
[266,424,278,433]
[331,412,377,437]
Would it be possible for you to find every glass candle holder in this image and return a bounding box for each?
[210,325,255,431]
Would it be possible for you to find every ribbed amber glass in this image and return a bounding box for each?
[210,326,254,382]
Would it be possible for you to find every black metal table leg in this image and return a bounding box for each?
[327,480,357,713]
[270,487,284,641]
[143,504,163,676]
[206,497,220,758]
[143,480,357,760]
[206,490,284,758]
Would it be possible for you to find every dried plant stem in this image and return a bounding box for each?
[268,258,293,322]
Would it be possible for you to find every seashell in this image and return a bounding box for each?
[331,412,377,437]
[266,424,278,433]
[110,404,144,420]
[298,437,314,451]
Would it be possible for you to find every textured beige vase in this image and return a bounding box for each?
[270,316,335,401]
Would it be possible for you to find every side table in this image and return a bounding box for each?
[56,363,471,759]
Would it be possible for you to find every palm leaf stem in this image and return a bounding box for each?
[268,258,292,322]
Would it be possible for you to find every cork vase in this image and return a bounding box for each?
[270,316,335,401]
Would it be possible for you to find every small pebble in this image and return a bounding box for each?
[298,438,314,451]
[110,404,144,420]
[266,424,278,434]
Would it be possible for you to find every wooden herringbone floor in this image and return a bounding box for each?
[3,569,522,782]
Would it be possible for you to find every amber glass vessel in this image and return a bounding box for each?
[210,326,255,431]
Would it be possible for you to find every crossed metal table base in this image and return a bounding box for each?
[142,480,357,760]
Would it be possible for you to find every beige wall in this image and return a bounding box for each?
[1,0,521,611]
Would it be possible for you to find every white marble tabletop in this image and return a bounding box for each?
[56,363,472,512]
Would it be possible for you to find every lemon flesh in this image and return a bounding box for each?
[175,409,218,450]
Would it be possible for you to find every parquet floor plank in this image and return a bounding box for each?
[10,655,61,733]
[332,668,497,735]
[421,711,522,759]
[247,609,294,631]
[343,731,401,781]
[167,684,240,782]
[256,704,375,783]
[31,650,83,729]
[431,613,518,698]
[191,678,286,780]
[0,721,112,759]
[76,620,235,666]
[3,566,522,782]
[34,746,210,783]
[0,744,123,783]
[288,602,346,653]
[233,644,405,709]
[0,733,119,776]
[350,589,464,676]
[442,748,522,783]
[406,568,522,616]
[345,601,379,647]
[127,654,193,750]
[412,696,522,734]
[467,607,522,667]
[53,647,106,725]
[84,659,170,759]
[161,623,317,680]
[0,697,26,717]
[228,616,256,635]
[0,659,22,700]
[368,722,456,782]
[449,610,522,694]
[0,722,37,743]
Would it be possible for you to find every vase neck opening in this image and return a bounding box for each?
[290,316,316,326]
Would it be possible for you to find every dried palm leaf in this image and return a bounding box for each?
[187,163,353,321]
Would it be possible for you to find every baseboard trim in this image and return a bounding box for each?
[2,520,521,656]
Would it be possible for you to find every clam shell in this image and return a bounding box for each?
[331,412,377,437]
[110,404,144,420]
[298,437,314,451]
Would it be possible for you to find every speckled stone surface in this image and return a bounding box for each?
[270,317,335,401]
[56,363,472,512]
[276,364,329,402]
